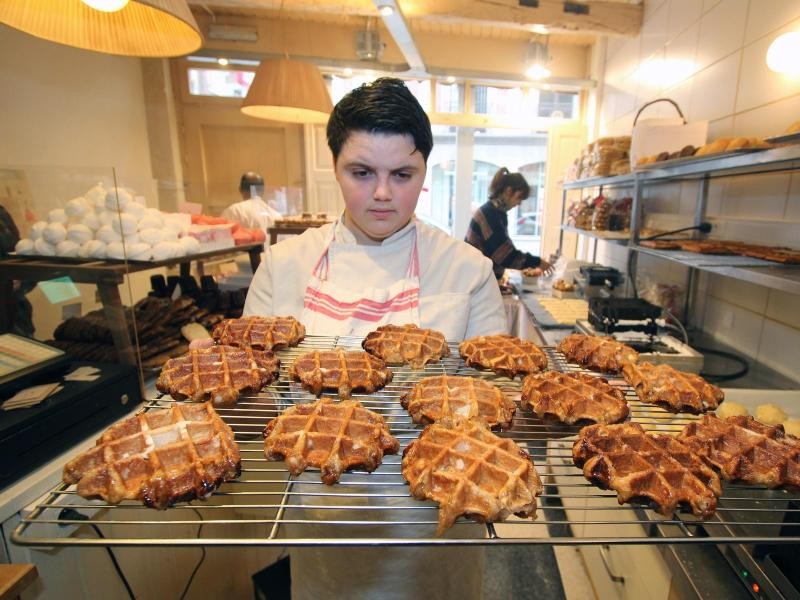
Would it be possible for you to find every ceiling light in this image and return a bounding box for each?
[445,75,456,84]
[378,5,394,16]
[217,57,229,66]
[81,0,129,12]
[241,58,333,124]
[342,67,353,77]
[530,24,549,35]
[0,0,202,57]
[766,31,800,75]
[525,36,551,80]
[526,63,551,80]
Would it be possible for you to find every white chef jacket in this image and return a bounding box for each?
[243,217,507,340]
[221,196,282,231]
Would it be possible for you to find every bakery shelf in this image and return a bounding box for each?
[562,173,635,190]
[560,225,630,243]
[12,336,800,548]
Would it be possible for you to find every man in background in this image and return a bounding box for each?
[221,171,282,231]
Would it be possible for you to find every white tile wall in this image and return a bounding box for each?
[594,0,800,382]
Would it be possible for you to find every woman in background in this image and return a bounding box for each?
[465,167,552,280]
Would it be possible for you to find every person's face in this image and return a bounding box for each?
[335,131,426,243]
[503,186,526,210]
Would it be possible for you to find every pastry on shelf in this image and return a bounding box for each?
[362,323,449,369]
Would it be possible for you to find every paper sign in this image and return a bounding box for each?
[37,277,81,304]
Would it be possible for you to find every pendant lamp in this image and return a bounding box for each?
[0,0,202,58]
[241,58,333,124]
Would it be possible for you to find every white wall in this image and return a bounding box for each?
[591,0,800,382]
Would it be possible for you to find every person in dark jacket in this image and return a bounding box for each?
[465,166,552,280]
[0,205,35,336]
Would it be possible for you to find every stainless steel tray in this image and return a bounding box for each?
[764,131,800,145]
[634,148,765,171]
[12,336,800,547]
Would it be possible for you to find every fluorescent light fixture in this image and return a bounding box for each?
[766,32,800,75]
[81,0,129,11]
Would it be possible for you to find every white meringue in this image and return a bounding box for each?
[138,228,163,246]
[29,221,46,241]
[127,242,152,261]
[106,241,126,259]
[85,183,106,207]
[178,235,200,254]
[105,188,132,212]
[56,240,80,257]
[66,224,93,245]
[48,208,68,224]
[81,212,101,231]
[80,240,106,259]
[98,210,114,227]
[151,241,184,261]
[111,213,138,236]
[123,201,146,220]
[96,225,122,244]
[42,222,67,244]
[34,238,56,256]
[65,197,88,219]
[15,239,35,255]
[138,214,163,231]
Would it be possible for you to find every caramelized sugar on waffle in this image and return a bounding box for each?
[263,399,399,484]
[403,419,543,535]
[400,375,516,429]
[212,316,306,350]
[458,334,548,378]
[156,345,280,407]
[362,323,450,369]
[63,403,240,508]
[557,333,639,374]
[622,362,724,414]
[573,422,721,518]
[289,349,393,399]
[677,414,800,488]
[521,371,629,425]
[156,346,280,406]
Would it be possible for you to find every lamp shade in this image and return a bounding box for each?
[241,58,333,125]
[0,0,202,57]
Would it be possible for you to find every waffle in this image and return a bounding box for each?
[211,316,305,350]
[63,403,240,508]
[573,422,721,518]
[157,345,279,407]
[458,334,548,378]
[402,419,543,535]
[362,323,450,369]
[400,375,516,429]
[557,333,638,373]
[677,414,800,488]
[289,349,393,399]
[622,362,723,414]
[521,371,629,425]
[263,399,399,484]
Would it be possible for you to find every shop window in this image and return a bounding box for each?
[435,82,463,113]
[536,90,578,118]
[188,68,255,98]
[471,85,525,117]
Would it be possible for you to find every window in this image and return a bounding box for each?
[536,90,578,118]
[435,82,463,113]
[471,85,525,117]
[188,68,255,98]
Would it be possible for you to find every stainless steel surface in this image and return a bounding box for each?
[559,225,629,242]
[12,336,800,547]
[563,173,635,190]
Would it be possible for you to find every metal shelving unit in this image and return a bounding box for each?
[12,336,800,548]
[560,224,629,243]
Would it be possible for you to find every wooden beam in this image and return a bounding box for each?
[401,0,642,37]
[0,564,38,600]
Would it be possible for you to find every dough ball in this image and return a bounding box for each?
[81,212,102,231]
[15,239,35,254]
[34,238,56,256]
[105,188,132,212]
[48,208,68,224]
[56,240,80,257]
[783,419,800,438]
[178,235,200,254]
[80,240,106,259]
[127,242,152,261]
[755,403,787,426]
[96,225,122,244]
[42,222,67,244]
[124,201,146,221]
[65,197,88,219]
[66,224,93,245]
[29,221,46,241]
[106,241,126,259]
[139,228,163,246]
[111,213,138,235]
[85,183,106,207]
[715,402,749,419]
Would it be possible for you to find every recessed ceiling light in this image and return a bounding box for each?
[217,57,230,66]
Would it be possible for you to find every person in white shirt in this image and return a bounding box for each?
[244,78,507,599]
[221,171,282,231]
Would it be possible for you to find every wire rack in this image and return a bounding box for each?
[12,335,800,547]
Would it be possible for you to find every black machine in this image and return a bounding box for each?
[588,297,662,337]
[578,265,625,290]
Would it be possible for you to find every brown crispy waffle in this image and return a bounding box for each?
[156,345,280,407]
[557,334,638,373]
[63,403,240,508]
[677,240,736,255]
[521,371,629,425]
[289,349,392,399]
[573,422,721,518]
[402,419,543,535]
[211,316,305,350]
[677,414,800,488]
[263,399,399,484]
[362,323,450,369]
[638,239,683,250]
[458,334,548,378]
[400,375,516,429]
[622,362,723,414]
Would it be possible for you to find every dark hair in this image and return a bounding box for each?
[326,77,433,163]
[239,171,264,193]
[488,167,530,200]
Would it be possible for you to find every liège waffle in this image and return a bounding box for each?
[459,334,547,378]
[403,419,543,535]
[289,349,393,399]
[362,323,450,369]
[573,422,721,518]
[212,316,305,350]
[400,375,516,429]
[677,414,800,488]
[156,345,280,407]
[557,333,638,373]
[623,362,723,414]
[63,403,240,508]
[263,399,400,484]
[521,371,628,425]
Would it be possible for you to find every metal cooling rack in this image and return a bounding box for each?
[12,335,800,547]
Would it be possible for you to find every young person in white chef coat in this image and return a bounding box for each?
[221,171,282,232]
[243,78,506,598]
